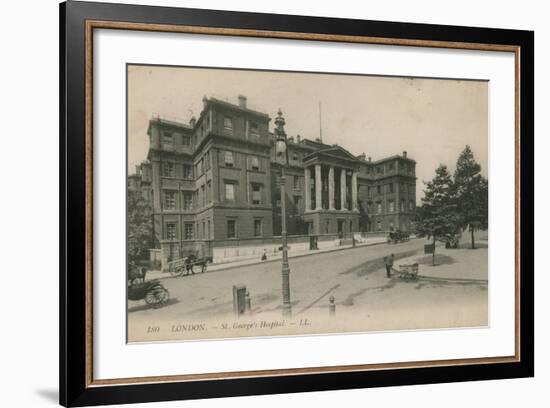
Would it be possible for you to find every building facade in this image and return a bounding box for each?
[131,95,416,266]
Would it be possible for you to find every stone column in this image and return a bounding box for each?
[328,166,335,210]
[340,169,347,210]
[352,171,358,211]
[315,164,322,210]
[304,166,311,212]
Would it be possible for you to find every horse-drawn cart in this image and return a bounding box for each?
[168,255,212,277]
[397,263,419,280]
[168,258,187,277]
[387,230,410,244]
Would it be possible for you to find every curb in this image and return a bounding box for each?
[152,239,395,280]
[221,239,390,271]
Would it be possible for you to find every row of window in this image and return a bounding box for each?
[161,153,262,181]
[167,191,414,213]
[163,183,212,211]
[162,181,264,210]
[223,117,261,138]
[162,131,191,148]
[162,151,231,180]
[161,149,259,180]
[160,150,261,173]
[164,218,264,240]
[366,183,415,197]
[226,218,263,239]
[224,182,263,204]
[164,187,413,211]
[162,157,304,190]
[364,161,414,176]
[399,184,416,195]
[367,184,389,196]
[162,162,193,179]
[161,111,212,149]
[223,151,263,171]
[165,220,209,241]
[161,116,261,146]
[368,199,415,214]
[162,160,415,189]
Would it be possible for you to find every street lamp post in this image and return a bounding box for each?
[274,109,292,317]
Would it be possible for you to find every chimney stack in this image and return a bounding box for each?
[368,156,372,162]
[238,95,247,109]
[189,116,196,127]
[403,151,407,158]
[202,95,208,108]
[358,152,366,161]
[296,134,301,143]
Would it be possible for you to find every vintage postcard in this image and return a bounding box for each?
[126,65,488,342]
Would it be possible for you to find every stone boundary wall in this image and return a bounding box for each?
[157,232,388,270]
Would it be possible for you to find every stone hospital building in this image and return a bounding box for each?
[130,95,416,267]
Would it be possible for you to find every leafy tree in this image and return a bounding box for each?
[454,145,488,249]
[416,165,462,265]
[127,189,153,267]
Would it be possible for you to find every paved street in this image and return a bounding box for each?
[128,238,488,342]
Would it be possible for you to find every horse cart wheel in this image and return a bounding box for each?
[145,286,170,308]
[169,267,183,278]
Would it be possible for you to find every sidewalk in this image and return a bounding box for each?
[395,245,488,281]
[147,236,390,280]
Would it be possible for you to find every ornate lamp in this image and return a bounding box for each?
[274,108,291,317]
[274,109,288,166]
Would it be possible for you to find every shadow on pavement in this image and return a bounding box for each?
[415,254,456,266]
[340,249,420,277]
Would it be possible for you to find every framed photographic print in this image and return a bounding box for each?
[60,1,534,406]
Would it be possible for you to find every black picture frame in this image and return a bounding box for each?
[60,1,534,406]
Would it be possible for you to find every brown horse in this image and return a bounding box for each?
[128,264,147,285]
[184,255,213,275]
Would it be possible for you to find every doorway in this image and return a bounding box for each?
[337,219,344,238]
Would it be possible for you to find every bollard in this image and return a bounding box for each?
[232,284,247,317]
[245,291,252,314]
[329,295,336,317]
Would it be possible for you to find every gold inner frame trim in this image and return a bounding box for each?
[84,19,521,388]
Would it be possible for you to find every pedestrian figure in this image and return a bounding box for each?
[261,249,267,261]
[384,253,395,278]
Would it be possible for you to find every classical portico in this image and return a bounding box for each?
[302,146,360,236]
[304,164,358,212]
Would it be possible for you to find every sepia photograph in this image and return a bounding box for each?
[56,3,534,405]
[126,64,489,342]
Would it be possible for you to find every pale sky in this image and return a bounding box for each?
[128,65,488,203]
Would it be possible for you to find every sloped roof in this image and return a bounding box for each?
[208,97,270,118]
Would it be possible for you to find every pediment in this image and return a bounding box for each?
[304,145,361,163]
